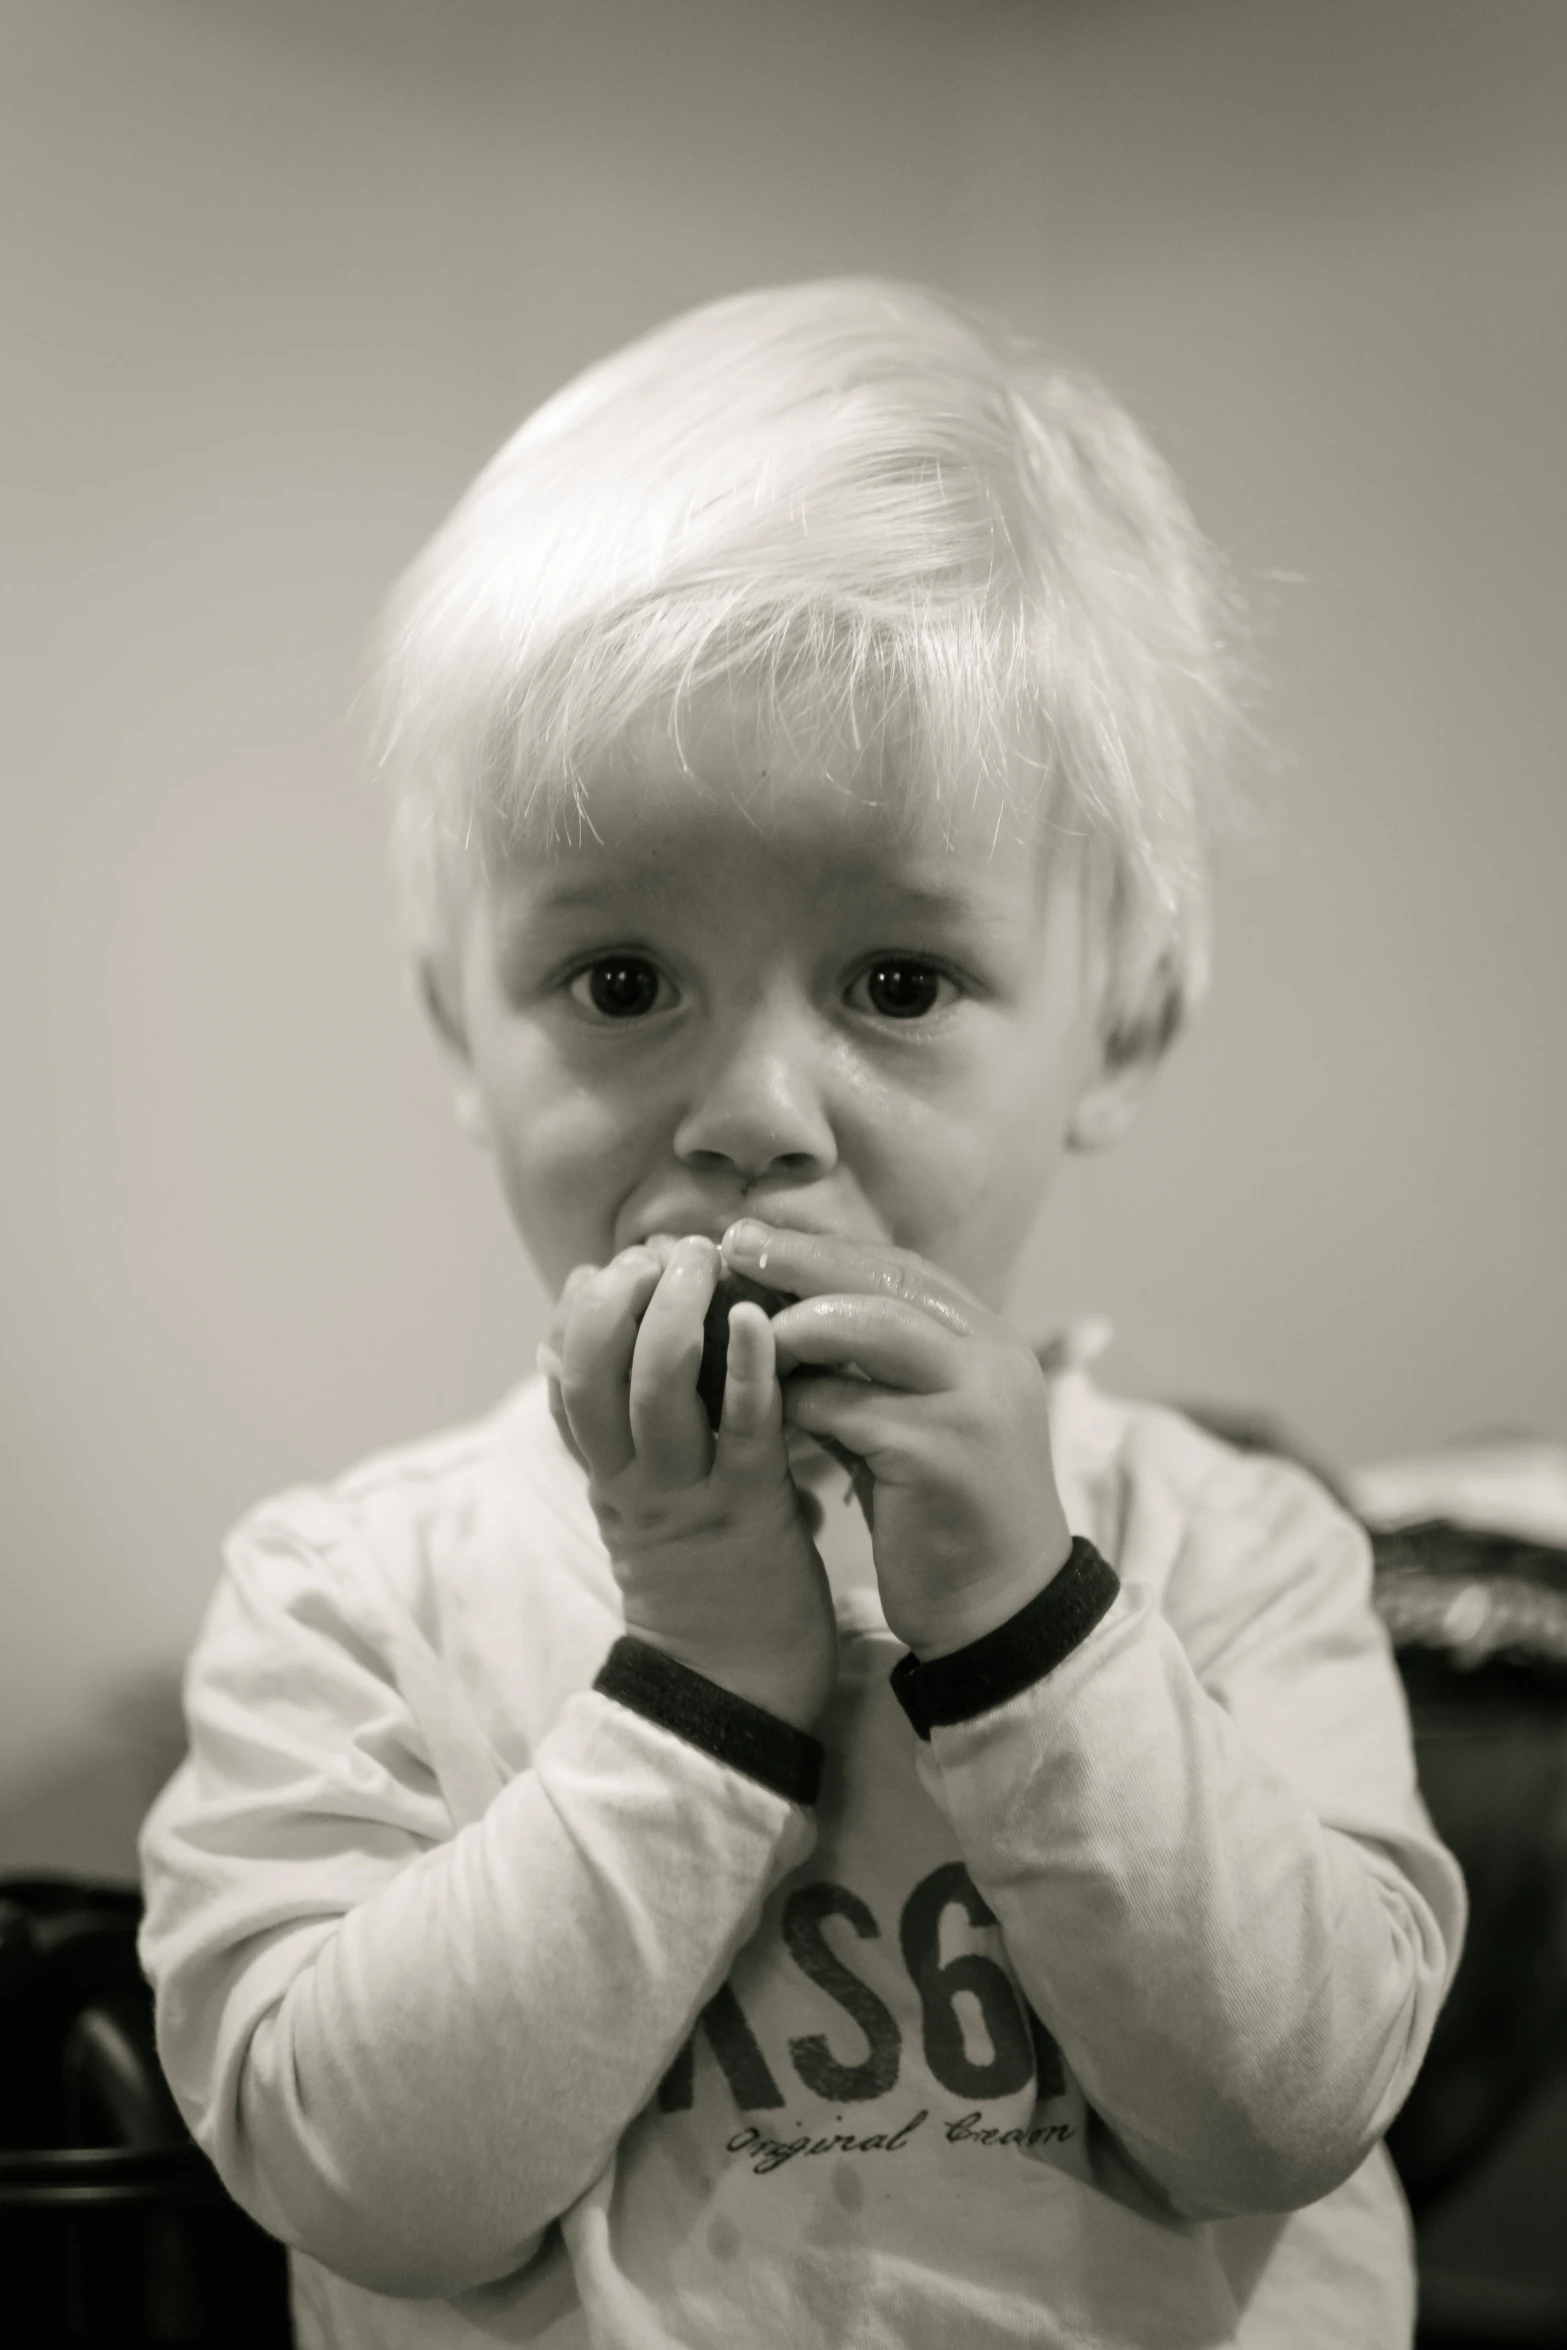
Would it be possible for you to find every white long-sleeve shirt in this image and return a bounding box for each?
[138,1362,1464,2349]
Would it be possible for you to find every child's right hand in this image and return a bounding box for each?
[542,1235,838,1733]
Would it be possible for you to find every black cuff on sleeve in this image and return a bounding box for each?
[594,1637,823,1807]
[889,1537,1119,1741]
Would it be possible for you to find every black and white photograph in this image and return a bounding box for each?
[2,4,1565,2344]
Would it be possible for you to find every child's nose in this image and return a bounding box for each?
[672,1004,838,1183]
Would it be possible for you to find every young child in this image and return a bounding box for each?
[139,280,1464,2349]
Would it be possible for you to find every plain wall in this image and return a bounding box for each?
[2,0,1565,1870]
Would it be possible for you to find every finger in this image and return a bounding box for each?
[721,1220,980,1334]
[767,1293,956,1392]
[541,1262,601,1446]
[546,1260,603,1371]
[714,1301,783,1454]
[559,1248,664,1477]
[782,1372,912,1468]
[545,1373,590,1471]
[628,1235,720,1485]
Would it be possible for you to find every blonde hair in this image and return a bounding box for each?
[373,278,1250,1061]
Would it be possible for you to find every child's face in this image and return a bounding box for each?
[440,694,1147,1312]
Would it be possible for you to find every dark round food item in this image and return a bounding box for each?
[697,1270,793,1429]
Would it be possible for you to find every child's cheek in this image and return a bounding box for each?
[489,1091,657,1287]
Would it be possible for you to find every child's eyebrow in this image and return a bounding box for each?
[881,881,992,920]
[862,879,1030,942]
[503,871,1023,941]
[526,883,625,915]
[493,879,650,939]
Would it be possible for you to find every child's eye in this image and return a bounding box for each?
[847,959,956,1021]
[567,956,675,1020]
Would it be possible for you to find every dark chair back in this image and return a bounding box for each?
[0,1876,292,2346]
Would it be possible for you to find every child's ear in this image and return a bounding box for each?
[419,961,492,1151]
[1066,1045,1160,1154]
[1068,966,1183,1153]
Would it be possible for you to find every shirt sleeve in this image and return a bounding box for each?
[138,1510,817,2298]
[907,1441,1467,2223]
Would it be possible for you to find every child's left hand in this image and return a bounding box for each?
[723,1219,1074,1659]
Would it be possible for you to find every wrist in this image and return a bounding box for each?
[891,1537,1120,1741]
[893,1529,1075,1661]
[595,1636,826,1802]
[616,1624,831,1735]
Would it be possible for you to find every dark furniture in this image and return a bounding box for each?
[0,1875,291,2346]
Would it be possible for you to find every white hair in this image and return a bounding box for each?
[372,278,1251,1061]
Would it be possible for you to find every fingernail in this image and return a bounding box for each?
[723,1218,769,1262]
